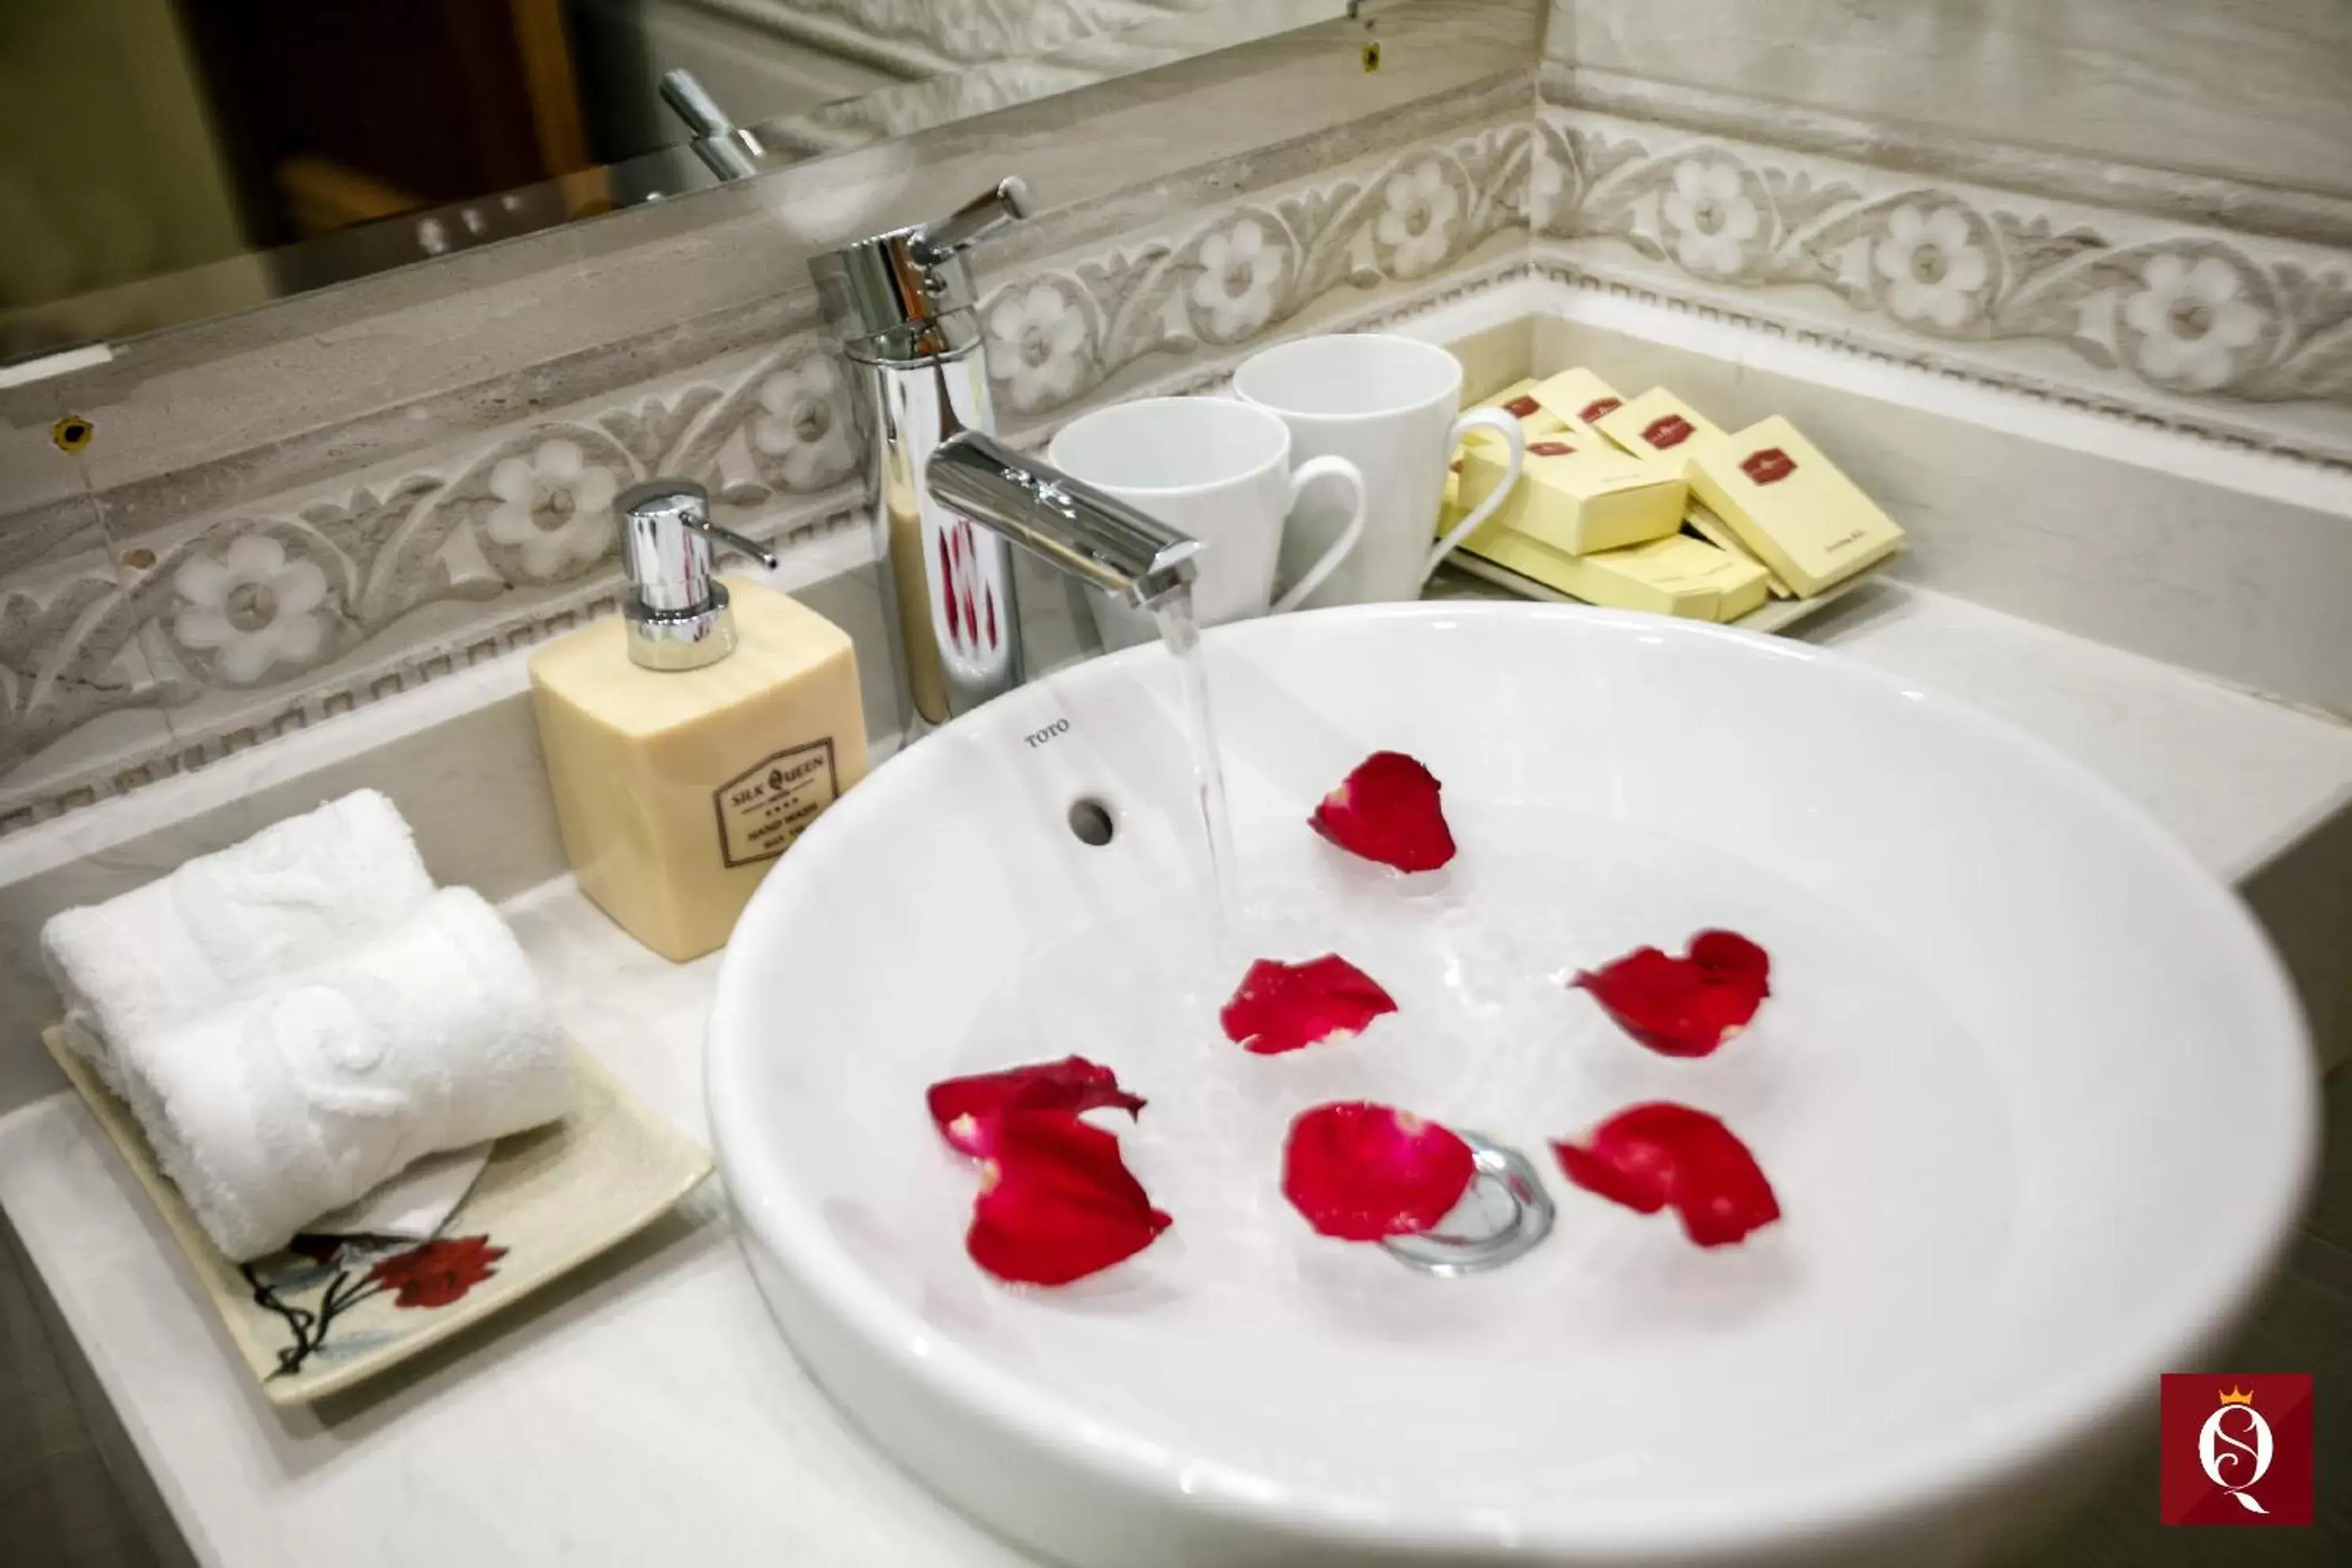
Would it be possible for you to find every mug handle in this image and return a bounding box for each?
[1422,409,1525,582]
[1270,455,1368,612]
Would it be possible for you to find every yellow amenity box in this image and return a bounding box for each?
[1528,367,1629,432]
[1463,378,1569,455]
[1464,528,1770,621]
[1684,499,1794,600]
[1687,416,1905,597]
[1594,386,1729,464]
[1457,432,1686,557]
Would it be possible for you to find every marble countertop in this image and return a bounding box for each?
[2,582,2348,1568]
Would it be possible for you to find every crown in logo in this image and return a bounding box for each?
[2218,1388,2256,1406]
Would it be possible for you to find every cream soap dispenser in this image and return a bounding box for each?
[530,478,869,962]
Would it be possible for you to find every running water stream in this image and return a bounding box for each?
[1152,592,1238,922]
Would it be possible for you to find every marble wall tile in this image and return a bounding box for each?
[1529,104,2352,464]
[0,497,101,597]
[1546,66,2352,255]
[92,339,863,713]
[973,119,1532,423]
[1533,0,2352,484]
[0,383,85,552]
[1544,0,2352,205]
[0,499,178,834]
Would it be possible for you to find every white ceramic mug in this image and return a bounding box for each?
[1231,333,1526,606]
[1047,396,1367,648]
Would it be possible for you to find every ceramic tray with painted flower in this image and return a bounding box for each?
[43,1023,710,1405]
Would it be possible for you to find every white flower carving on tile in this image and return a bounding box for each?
[1527,145,1566,234]
[1374,160,1461,279]
[1873,205,1990,330]
[172,534,331,685]
[1659,160,1760,278]
[752,356,857,489]
[1189,217,1288,341]
[984,282,1089,413]
[484,438,620,579]
[2120,254,2266,392]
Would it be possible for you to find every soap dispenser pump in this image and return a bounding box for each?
[528,478,871,962]
[615,478,778,669]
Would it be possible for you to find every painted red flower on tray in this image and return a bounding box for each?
[967,1112,1173,1285]
[1281,1102,1476,1242]
[244,1231,511,1379]
[925,1056,1146,1156]
[367,1235,509,1308]
[1552,1102,1781,1247]
[1221,956,1398,1055]
[1310,752,1457,873]
[1571,929,1771,1057]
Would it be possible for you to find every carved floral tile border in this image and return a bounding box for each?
[1531,104,2352,466]
[975,119,1529,419]
[0,117,1532,831]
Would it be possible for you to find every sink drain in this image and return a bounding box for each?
[1067,797,1116,846]
[1379,1131,1555,1276]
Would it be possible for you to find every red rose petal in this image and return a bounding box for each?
[926,1057,1145,1157]
[967,1112,1173,1285]
[1310,751,1457,873]
[1220,955,1399,1056]
[1552,1102,1781,1247]
[1571,929,1771,1057]
[1280,1101,1476,1242]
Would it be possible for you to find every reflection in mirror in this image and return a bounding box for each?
[0,0,1351,364]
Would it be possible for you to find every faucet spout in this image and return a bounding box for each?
[813,175,1200,732]
[925,432,1202,609]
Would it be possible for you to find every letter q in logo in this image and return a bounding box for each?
[2196,1389,2273,1513]
[2160,1374,2312,1526]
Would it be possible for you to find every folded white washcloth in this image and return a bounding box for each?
[119,887,575,1261]
[308,1142,495,1239]
[42,789,435,1096]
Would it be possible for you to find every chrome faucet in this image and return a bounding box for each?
[812,179,1199,733]
[658,69,760,183]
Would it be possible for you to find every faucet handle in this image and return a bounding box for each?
[658,69,760,183]
[910,178,1032,264]
[811,175,1031,356]
[658,68,732,139]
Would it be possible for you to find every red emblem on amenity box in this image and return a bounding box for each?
[1643,414,1696,449]
[1740,447,1796,485]
[1527,441,1576,458]
[1580,397,1623,423]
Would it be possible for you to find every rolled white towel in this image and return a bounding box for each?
[120,887,575,1261]
[41,789,435,1095]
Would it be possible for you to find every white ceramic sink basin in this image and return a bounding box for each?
[707,603,2315,1566]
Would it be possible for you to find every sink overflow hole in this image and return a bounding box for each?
[1068,797,1116,846]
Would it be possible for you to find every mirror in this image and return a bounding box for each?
[0,0,1354,364]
